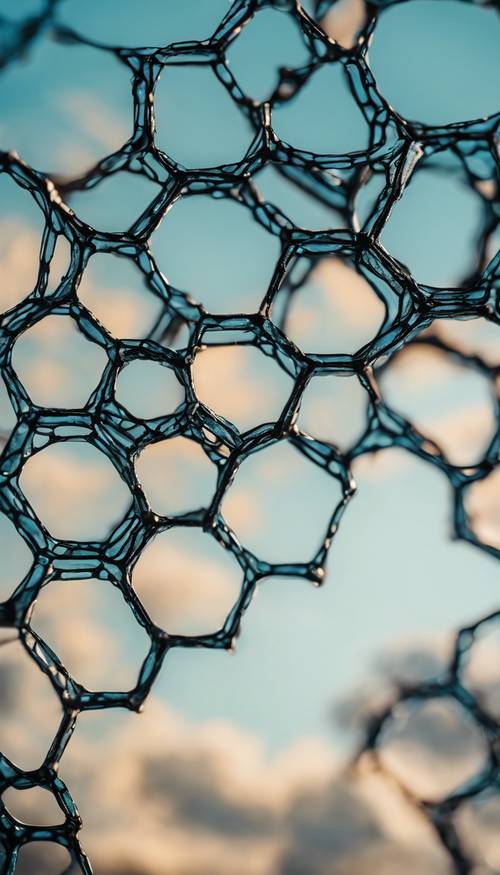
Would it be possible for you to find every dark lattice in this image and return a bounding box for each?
[0,1,498,872]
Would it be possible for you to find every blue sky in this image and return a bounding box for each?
[0,0,499,757]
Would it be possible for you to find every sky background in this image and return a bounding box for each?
[0,0,499,750]
[0,1,499,872]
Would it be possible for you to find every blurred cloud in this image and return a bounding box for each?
[3,584,498,874]
[57,697,451,875]
[192,345,292,432]
[19,440,131,541]
[285,257,385,356]
[0,637,61,771]
[57,90,129,156]
[0,220,40,313]
[465,469,500,552]
[319,0,367,49]
[379,344,496,466]
[131,527,241,636]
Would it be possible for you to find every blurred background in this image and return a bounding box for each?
[0,1,499,873]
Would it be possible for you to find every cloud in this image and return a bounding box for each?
[379,344,496,465]
[0,219,40,313]
[319,0,368,49]
[465,468,500,552]
[57,90,129,155]
[56,698,450,875]
[2,580,499,875]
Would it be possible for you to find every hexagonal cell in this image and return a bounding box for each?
[465,470,500,552]
[135,437,216,516]
[378,697,488,800]
[222,440,342,564]
[154,65,251,168]
[255,165,346,231]
[15,841,71,875]
[12,315,107,408]
[3,786,63,826]
[381,167,483,287]
[0,39,131,176]
[31,578,150,692]
[272,64,369,155]
[298,374,367,451]
[431,318,499,368]
[132,527,240,636]
[192,344,293,432]
[58,0,229,44]
[379,344,496,466]
[0,174,44,314]
[228,9,309,103]
[115,360,183,420]
[282,256,385,355]
[369,0,500,125]
[78,254,164,339]
[152,195,280,313]
[0,512,32,602]
[68,172,161,233]
[19,441,131,541]
[0,638,61,770]
[319,0,368,48]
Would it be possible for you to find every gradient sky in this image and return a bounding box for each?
[0,0,499,758]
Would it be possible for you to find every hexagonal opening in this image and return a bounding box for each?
[0,638,61,770]
[379,343,496,467]
[369,0,500,125]
[78,253,164,340]
[0,173,44,314]
[12,315,107,409]
[19,441,131,541]
[135,436,217,517]
[132,527,241,636]
[0,40,131,176]
[298,374,367,452]
[228,8,309,103]
[281,255,386,356]
[0,512,32,602]
[465,469,500,552]
[115,359,184,420]
[222,440,342,565]
[3,786,63,827]
[272,63,369,155]
[152,195,280,313]
[15,841,71,875]
[192,343,293,432]
[31,578,150,692]
[378,697,488,800]
[154,65,251,168]
[68,172,161,233]
[380,165,483,288]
